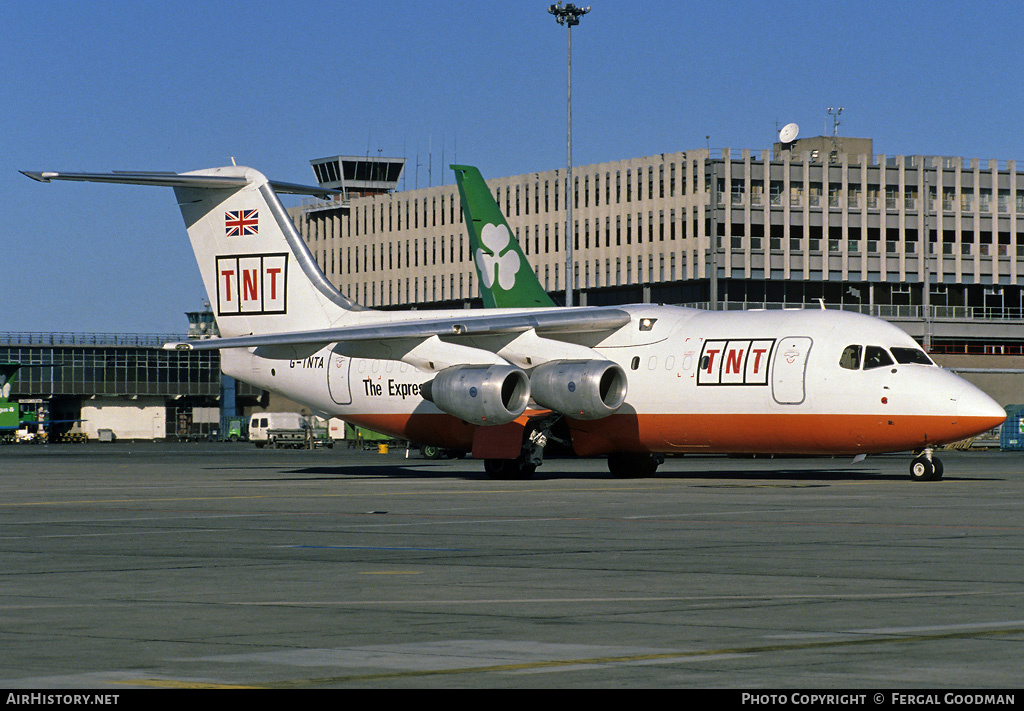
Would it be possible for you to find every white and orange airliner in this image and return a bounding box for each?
[22,165,1006,480]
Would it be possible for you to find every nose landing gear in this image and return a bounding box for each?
[910,448,943,482]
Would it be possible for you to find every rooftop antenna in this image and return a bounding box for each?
[827,107,844,162]
[827,106,844,136]
[779,122,799,144]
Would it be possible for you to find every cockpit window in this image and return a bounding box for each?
[891,347,933,365]
[863,346,894,370]
[839,345,862,370]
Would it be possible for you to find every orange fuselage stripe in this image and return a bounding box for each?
[343,412,1003,456]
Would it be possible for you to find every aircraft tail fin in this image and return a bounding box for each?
[22,167,362,337]
[451,165,556,308]
[0,364,21,398]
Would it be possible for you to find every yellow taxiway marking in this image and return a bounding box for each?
[113,625,1024,688]
[111,679,259,689]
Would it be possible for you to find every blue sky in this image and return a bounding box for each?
[4,0,1023,333]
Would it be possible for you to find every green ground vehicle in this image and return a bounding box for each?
[344,422,395,449]
[222,416,246,442]
[1,368,50,444]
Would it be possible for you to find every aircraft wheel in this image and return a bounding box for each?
[485,458,536,480]
[420,444,442,460]
[910,454,941,482]
[608,452,659,478]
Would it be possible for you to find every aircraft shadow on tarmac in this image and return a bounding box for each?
[271,460,918,483]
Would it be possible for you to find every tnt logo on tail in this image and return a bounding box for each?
[216,253,288,315]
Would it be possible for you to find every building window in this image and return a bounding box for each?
[961,189,974,212]
[980,189,992,213]
[904,188,917,210]
[750,180,763,206]
[732,181,745,205]
[830,184,843,208]
[942,189,955,212]
[808,183,822,208]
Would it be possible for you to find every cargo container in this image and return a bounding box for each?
[1000,405,1024,451]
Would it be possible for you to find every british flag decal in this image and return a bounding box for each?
[225,209,258,236]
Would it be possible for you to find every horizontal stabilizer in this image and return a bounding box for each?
[20,170,341,199]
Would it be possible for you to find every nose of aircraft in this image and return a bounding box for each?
[955,380,1007,435]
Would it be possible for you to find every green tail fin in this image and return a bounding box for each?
[0,363,22,401]
[452,165,556,308]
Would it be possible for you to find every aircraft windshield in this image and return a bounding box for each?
[863,346,894,370]
[840,344,931,370]
[891,347,934,365]
[839,345,862,370]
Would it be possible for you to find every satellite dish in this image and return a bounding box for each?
[779,122,799,144]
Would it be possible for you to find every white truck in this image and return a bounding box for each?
[249,412,332,449]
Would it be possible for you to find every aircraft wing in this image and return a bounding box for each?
[165,307,632,351]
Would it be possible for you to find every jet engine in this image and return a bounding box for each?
[529,359,627,420]
[420,364,530,425]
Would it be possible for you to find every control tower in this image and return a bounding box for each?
[310,155,406,199]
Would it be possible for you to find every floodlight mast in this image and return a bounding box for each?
[548,2,590,308]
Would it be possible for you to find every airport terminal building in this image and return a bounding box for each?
[292,138,1024,404]
[0,312,263,441]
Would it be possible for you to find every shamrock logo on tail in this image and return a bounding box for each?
[476,223,521,290]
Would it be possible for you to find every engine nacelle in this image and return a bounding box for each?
[420,364,530,425]
[529,359,627,420]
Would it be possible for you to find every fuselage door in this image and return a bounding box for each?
[772,336,812,405]
[328,349,352,405]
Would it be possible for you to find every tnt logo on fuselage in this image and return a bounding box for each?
[216,253,288,315]
[697,339,775,386]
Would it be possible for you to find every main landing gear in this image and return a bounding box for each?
[484,458,537,480]
[483,416,559,480]
[607,452,665,478]
[910,448,943,482]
